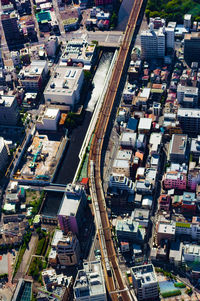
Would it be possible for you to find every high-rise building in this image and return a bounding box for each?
[0,95,19,125]
[184,14,192,29]
[165,26,175,49]
[1,12,22,46]
[56,231,80,266]
[58,184,87,234]
[141,24,165,59]
[184,33,200,65]
[131,264,159,301]
[177,108,200,134]
[73,260,107,301]
[0,137,9,170]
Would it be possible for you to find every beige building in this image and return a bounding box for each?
[51,230,80,266]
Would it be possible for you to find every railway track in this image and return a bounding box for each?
[88,0,143,300]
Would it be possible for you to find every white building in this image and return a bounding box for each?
[149,132,162,155]
[109,175,135,194]
[183,244,200,262]
[61,39,96,66]
[0,137,9,170]
[112,159,130,177]
[165,26,175,49]
[141,24,165,59]
[74,260,107,301]
[36,107,60,131]
[44,66,84,109]
[132,264,159,301]
[45,36,58,57]
[120,132,136,149]
[184,14,192,29]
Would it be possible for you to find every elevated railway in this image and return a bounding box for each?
[88,0,144,300]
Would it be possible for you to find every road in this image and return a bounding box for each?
[88,0,143,300]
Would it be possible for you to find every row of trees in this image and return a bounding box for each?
[145,0,200,23]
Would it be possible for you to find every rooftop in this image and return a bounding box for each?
[132,264,157,286]
[58,184,85,217]
[45,66,83,96]
[138,118,152,130]
[169,134,188,156]
[74,261,106,298]
[178,108,200,118]
[158,223,176,235]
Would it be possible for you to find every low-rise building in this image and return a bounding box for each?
[158,195,171,212]
[19,60,48,91]
[169,241,183,266]
[73,260,107,301]
[61,39,96,66]
[44,66,84,109]
[191,136,200,160]
[132,209,149,228]
[149,132,162,155]
[131,264,159,301]
[138,118,152,133]
[163,171,187,190]
[36,107,60,131]
[116,218,145,242]
[183,244,200,262]
[120,132,136,149]
[168,134,188,163]
[157,222,176,244]
[45,36,58,57]
[181,192,196,214]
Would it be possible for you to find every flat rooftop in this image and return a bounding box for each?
[170,134,187,155]
[45,66,83,96]
[0,95,16,107]
[132,264,157,285]
[74,261,106,298]
[58,184,84,217]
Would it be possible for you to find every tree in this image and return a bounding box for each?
[110,12,118,28]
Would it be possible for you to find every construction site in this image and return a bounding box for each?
[13,132,67,183]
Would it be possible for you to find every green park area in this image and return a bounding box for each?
[146,0,200,23]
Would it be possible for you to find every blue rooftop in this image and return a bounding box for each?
[127,118,138,131]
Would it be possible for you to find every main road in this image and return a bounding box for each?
[88,0,143,300]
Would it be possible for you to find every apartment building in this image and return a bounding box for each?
[50,230,80,266]
[177,108,200,134]
[141,24,165,59]
[184,32,200,65]
[177,85,198,107]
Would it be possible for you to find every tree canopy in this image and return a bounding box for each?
[146,0,200,23]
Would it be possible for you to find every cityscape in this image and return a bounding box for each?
[1,0,200,300]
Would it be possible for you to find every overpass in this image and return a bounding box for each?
[88,0,143,300]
